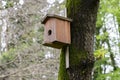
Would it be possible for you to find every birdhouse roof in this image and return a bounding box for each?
[41,14,72,24]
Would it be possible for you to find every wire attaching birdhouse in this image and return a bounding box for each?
[41,14,72,49]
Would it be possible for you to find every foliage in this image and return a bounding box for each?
[94,47,108,60]
[5,1,14,8]
[0,48,16,63]
[0,0,60,80]
[95,68,120,80]
[94,0,120,79]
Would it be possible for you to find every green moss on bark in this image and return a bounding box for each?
[66,0,81,17]
[58,47,69,80]
[69,46,87,66]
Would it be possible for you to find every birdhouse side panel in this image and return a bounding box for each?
[55,19,71,44]
[64,21,71,44]
[43,18,56,43]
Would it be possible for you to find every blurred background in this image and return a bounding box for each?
[0,0,120,80]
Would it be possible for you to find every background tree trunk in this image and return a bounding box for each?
[58,0,100,80]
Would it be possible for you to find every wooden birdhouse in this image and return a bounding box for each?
[41,14,72,49]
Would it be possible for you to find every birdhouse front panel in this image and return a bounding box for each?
[42,14,72,49]
[43,18,56,43]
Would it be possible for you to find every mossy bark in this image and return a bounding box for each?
[58,0,100,80]
[58,47,69,80]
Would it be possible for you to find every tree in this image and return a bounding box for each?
[58,0,100,80]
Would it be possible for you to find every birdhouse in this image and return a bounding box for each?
[41,14,72,49]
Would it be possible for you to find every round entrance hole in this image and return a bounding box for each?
[48,30,52,36]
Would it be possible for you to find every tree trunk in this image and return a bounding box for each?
[58,0,100,80]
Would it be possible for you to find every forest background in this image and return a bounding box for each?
[0,0,120,80]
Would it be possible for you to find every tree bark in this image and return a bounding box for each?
[58,0,100,80]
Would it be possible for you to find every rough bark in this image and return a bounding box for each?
[58,0,100,80]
